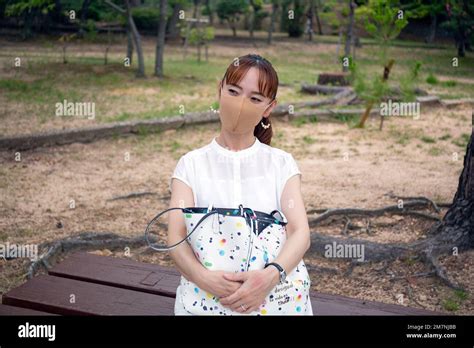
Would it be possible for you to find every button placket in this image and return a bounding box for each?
[233,156,241,205]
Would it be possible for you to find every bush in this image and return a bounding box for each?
[426,73,438,85]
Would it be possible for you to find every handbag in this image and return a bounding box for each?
[145,204,312,315]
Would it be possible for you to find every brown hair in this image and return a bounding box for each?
[218,54,278,145]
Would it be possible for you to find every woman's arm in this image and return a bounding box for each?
[267,172,311,275]
[220,174,310,313]
[167,178,242,297]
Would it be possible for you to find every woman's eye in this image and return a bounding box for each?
[228,89,238,95]
[251,97,263,103]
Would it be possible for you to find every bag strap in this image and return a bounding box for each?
[145,207,219,252]
[145,205,288,252]
[269,209,288,224]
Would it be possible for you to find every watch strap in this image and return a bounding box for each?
[264,262,286,282]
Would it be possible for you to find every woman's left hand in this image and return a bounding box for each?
[219,267,280,314]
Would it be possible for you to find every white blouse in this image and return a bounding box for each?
[169,136,301,214]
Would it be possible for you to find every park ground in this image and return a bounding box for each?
[0,33,473,314]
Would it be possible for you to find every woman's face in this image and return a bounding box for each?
[218,67,276,134]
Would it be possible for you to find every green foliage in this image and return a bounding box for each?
[399,60,422,101]
[5,0,55,17]
[131,7,160,31]
[357,0,408,41]
[357,0,409,66]
[187,26,215,45]
[216,0,247,21]
[83,19,98,42]
[443,80,457,87]
[319,0,351,33]
[351,66,388,103]
[440,0,474,46]
[442,289,469,312]
[252,6,269,31]
[287,0,304,37]
[350,0,415,108]
[421,135,436,143]
[426,72,438,84]
[279,0,304,37]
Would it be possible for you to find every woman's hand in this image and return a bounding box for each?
[219,267,280,314]
[194,269,243,298]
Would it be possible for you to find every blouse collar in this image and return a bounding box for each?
[211,136,261,157]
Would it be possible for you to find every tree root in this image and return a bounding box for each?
[424,252,465,291]
[307,199,443,226]
[26,232,146,279]
[308,230,467,291]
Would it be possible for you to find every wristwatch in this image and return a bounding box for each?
[264,262,287,283]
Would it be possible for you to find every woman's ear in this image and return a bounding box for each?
[263,99,277,117]
[217,81,221,101]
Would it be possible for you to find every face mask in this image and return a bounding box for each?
[219,91,271,134]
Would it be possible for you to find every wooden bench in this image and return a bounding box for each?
[1,251,440,316]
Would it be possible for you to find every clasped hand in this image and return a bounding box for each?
[200,268,279,314]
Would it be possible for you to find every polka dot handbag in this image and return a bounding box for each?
[145,204,312,315]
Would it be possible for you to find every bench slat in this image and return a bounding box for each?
[0,304,59,316]
[49,252,180,297]
[2,275,175,316]
[311,292,437,315]
[48,252,438,316]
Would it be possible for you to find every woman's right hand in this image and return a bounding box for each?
[194,269,242,298]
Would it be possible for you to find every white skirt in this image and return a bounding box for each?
[174,284,314,316]
[174,285,193,315]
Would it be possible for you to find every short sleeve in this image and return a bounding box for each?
[169,155,193,192]
[279,153,302,195]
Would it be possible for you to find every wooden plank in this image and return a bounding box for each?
[2,275,175,316]
[49,252,180,297]
[0,304,59,316]
[310,291,439,316]
[49,252,439,315]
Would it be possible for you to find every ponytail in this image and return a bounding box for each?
[254,116,272,145]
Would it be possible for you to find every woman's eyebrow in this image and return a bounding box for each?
[230,84,264,97]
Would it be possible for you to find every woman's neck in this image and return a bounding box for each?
[215,132,256,152]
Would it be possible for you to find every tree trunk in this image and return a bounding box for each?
[343,0,355,72]
[306,0,315,41]
[155,0,168,77]
[430,128,474,253]
[51,0,64,24]
[426,13,437,43]
[127,23,134,65]
[192,0,200,30]
[248,1,256,38]
[104,29,111,65]
[22,9,33,39]
[314,0,323,35]
[79,0,91,37]
[167,2,182,39]
[205,0,214,25]
[267,1,278,44]
[457,39,466,57]
[231,20,237,37]
[125,0,145,77]
[357,59,395,128]
[280,1,288,32]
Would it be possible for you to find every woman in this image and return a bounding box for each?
[167,54,312,315]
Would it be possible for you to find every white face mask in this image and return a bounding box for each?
[219,91,271,134]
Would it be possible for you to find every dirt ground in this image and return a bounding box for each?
[1,103,472,314]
